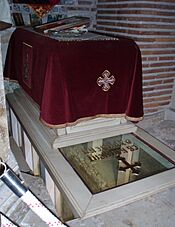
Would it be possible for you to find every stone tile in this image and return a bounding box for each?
[20,209,48,227]
[0,184,16,210]
[0,193,18,214]
[138,115,175,150]
[68,186,175,227]
[7,199,29,225]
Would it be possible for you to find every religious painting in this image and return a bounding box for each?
[12,0,58,3]
[12,0,60,18]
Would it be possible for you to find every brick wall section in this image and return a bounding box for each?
[96,0,175,115]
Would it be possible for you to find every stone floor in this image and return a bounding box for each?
[137,111,175,151]
[68,186,175,227]
[1,110,175,226]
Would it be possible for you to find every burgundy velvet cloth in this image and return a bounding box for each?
[49,0,59,4]
[4,28,143,127]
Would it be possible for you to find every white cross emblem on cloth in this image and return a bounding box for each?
[97,70,116,91]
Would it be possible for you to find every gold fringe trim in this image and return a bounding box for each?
[40,114,144,129]
[23,42,33,48]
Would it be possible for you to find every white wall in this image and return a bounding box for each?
[0,0,12,23]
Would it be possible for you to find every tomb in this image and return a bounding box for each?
[5,24,175,221]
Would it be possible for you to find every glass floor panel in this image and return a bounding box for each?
[60,133,175,194]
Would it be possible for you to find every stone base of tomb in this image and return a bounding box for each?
[6,88,175,220]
